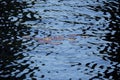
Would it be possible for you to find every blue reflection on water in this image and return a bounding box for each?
[0,0,120,80]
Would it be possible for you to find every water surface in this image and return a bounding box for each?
[0,0,120,80]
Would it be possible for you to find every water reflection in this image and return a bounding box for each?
[0,0,39,79]
[0,0,120,80]
[87,1,120,79]
[99,1,120,79]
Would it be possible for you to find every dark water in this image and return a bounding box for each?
[0,0,120,80]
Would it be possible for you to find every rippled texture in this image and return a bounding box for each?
[0,0,120,80]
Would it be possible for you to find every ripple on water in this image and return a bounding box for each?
[0,0,120,80]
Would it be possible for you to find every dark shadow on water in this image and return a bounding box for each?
[89,0,120,80]
[0,0,40,79]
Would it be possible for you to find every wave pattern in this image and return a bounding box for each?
[0,0,120,80]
